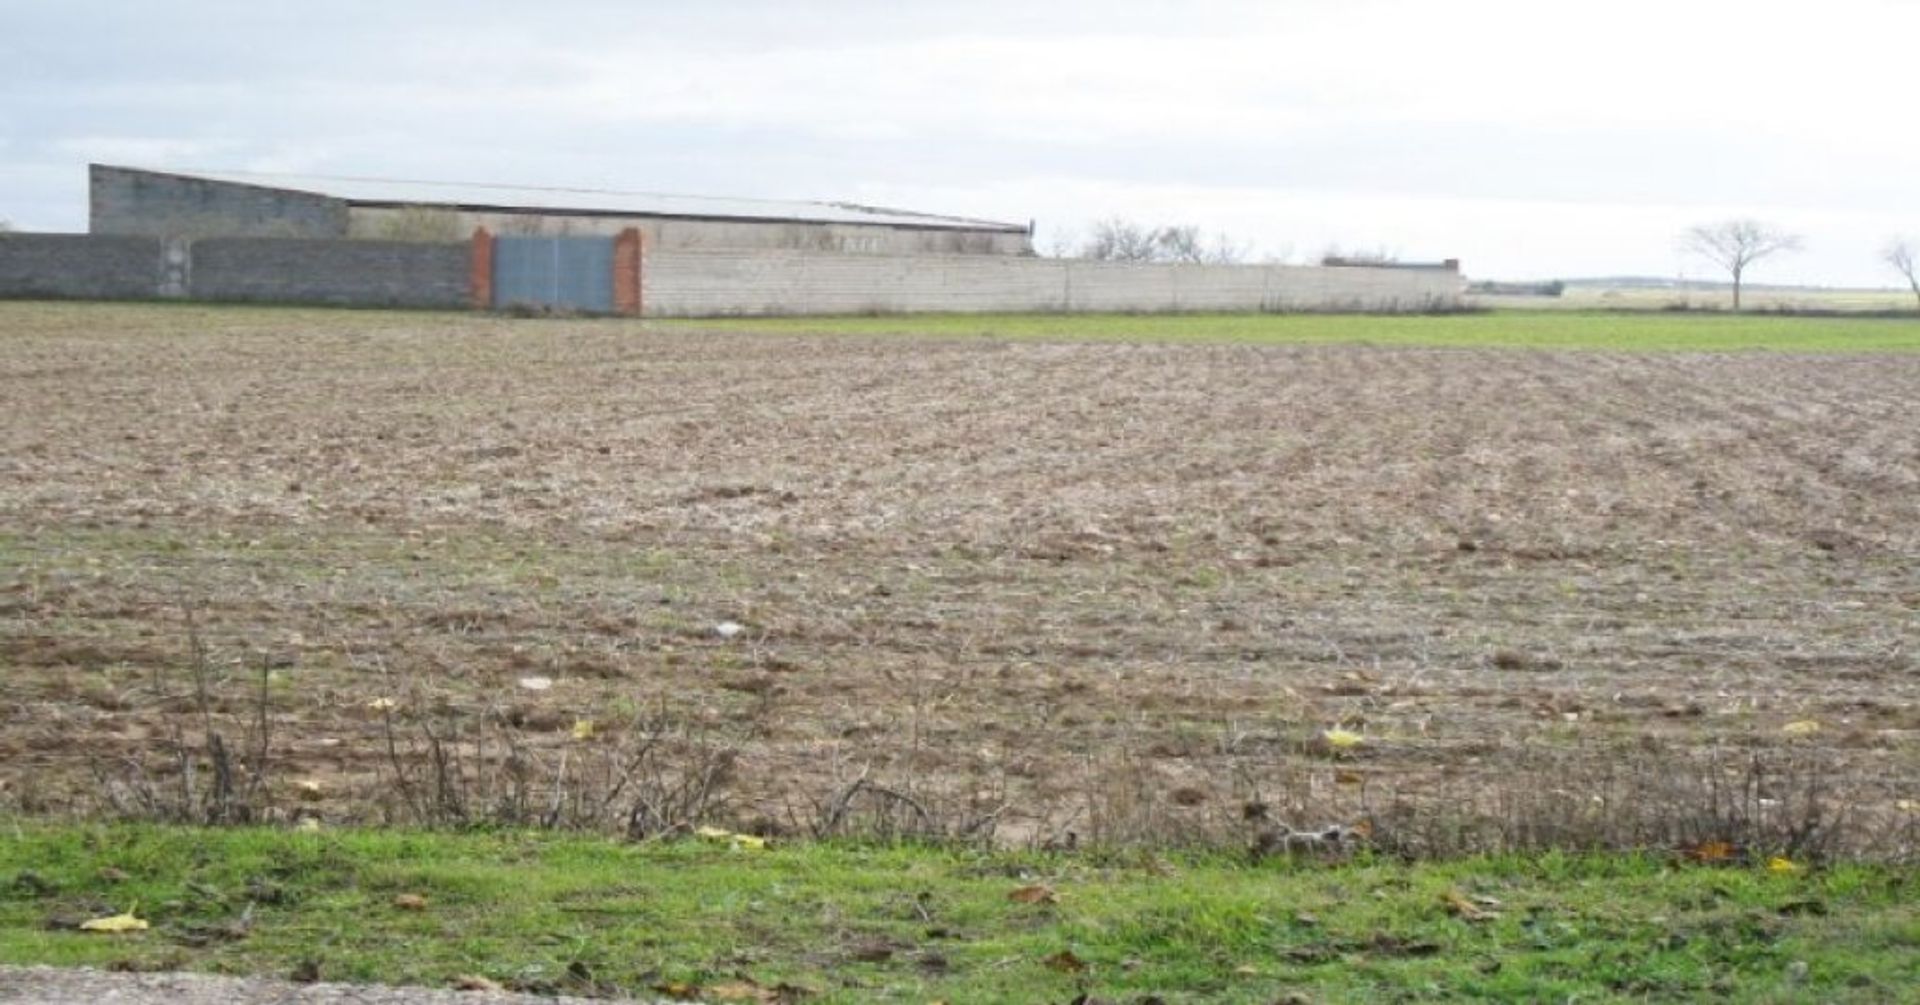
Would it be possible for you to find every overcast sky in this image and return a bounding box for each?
[5,0,1918,284]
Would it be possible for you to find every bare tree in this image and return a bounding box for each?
[1081,218,1160,262]
[1680,219,1802,311]
[1152,224,1208,263]
[1080,218,1247,264]
[1151,225,1249,265]
[1882,239,1920,312]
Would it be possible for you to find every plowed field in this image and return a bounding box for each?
[4,303,1916,855]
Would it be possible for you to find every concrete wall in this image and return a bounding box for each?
[190,238,469,308]
[91,165,349,239]
[0,233,164,300]
[0,234,466,308]
[644,250,1463,316]
[348,205,1032,256]
[4,234,1462,315]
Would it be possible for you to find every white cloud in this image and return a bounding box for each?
[4,0,1918,283]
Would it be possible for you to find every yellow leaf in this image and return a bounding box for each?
[694,825,767,850]
[1768,856,1802,874]
[1781,720,1821,737]
[705,980,776,1003]
[1008,884,1058,905]
[79,909,149,934]
[392,893,428,911]
[1322,727,1365,749]
[1684,840,1739,864]
[1442,889,1499,921]
[571,719,596,741]
[295,817,323,833]
[366,696,398,712]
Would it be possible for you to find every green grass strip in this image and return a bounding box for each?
[2,825,1915,1002]
[665,310,1920,353]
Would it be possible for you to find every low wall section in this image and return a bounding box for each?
[0,234,467,308]
[644,250,1462,316]
[0,234,164,300]
[190,238,468,308]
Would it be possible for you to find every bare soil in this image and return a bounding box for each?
[3,303,1916,852]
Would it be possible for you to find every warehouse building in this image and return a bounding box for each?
[4,164,1459,316]
[88,164,1034,256]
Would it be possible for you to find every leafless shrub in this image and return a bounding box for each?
[365,691,738,836]
[922,728,1917,864]
[781,742,1009,844]
[88,610,278,825]
[1329,741,1910,864]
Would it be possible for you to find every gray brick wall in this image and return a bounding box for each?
[190,238,469,308]
[0,234,162,300]
[91,165,349,239]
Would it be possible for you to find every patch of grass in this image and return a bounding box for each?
[2,826,1915,1002]
[666,309,1920,352]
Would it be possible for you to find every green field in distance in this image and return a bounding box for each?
[671,309,1920,352]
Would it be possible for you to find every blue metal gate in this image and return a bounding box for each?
[492,236,615,313]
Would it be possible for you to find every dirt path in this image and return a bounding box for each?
[0,966,648,1004]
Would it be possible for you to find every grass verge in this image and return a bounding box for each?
[2,825,1915,1002]
[665,309,1920,352]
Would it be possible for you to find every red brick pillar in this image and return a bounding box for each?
[612,227,644,317]
[469,227,494,310]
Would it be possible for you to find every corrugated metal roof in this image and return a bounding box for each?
[128,166,1028,233]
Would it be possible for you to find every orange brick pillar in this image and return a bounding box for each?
[612,227,644,317]
[469,227,494,310]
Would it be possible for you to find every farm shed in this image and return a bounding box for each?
[88,164,1034,256]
